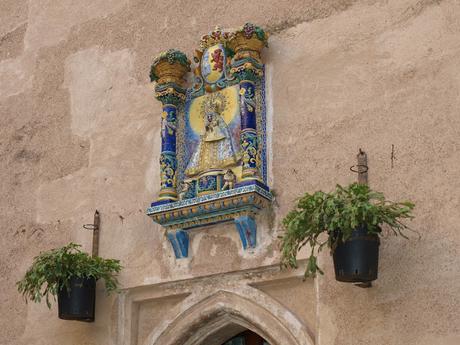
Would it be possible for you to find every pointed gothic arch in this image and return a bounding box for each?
[146,289,315,345]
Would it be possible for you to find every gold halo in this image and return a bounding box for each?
[189,87,239,135]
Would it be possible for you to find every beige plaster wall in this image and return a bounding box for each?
[1,0,460,344]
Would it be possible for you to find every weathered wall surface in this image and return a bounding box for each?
[1,0,459,344]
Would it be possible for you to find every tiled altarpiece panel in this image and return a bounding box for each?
[147,24,272,258]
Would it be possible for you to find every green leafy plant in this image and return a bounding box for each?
[280,183,415,278]
[17,243,122,308]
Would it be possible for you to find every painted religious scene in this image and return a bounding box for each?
[147,25,272,259]
[180,86,243,198]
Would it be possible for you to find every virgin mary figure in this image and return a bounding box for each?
[185,94,239,177]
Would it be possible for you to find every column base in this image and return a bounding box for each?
[151,199,176,207]
[152,189,178,206]
[235,179,269,191]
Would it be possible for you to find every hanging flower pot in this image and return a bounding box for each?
[17,243,121,322]
[58,276,96,322]
[332,226,380,282]
[280,183,414,283]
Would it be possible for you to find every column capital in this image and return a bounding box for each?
[228,23,268,82]
[150,49,191,106]
[155,83,187,106]
[228,23,269,61]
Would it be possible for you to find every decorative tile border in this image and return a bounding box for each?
[147,184,272,215]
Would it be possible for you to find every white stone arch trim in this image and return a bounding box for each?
[146,287,315,345]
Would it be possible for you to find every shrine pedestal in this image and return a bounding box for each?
[147,184,272,258]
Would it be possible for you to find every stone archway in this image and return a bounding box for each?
[146,290,314,345]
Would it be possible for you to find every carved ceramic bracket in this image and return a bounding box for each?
[166,230,189,259]
[166,216,257,259]
[234,215,257,249]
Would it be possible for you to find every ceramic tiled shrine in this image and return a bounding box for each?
[147,24,272,258]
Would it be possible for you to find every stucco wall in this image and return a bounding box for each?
[1,0,459,344]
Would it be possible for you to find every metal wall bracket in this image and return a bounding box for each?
[82,210,100,257]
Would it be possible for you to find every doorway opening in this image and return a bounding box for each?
[222,330,269,345]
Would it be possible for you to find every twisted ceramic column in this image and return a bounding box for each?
[229,23,268,182]
[150,50,190,203]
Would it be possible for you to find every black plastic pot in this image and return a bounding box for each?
[332,226,380,283]
[58,276,96,322]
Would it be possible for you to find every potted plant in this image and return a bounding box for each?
[17,243,122,322]
[280,183,415,283]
